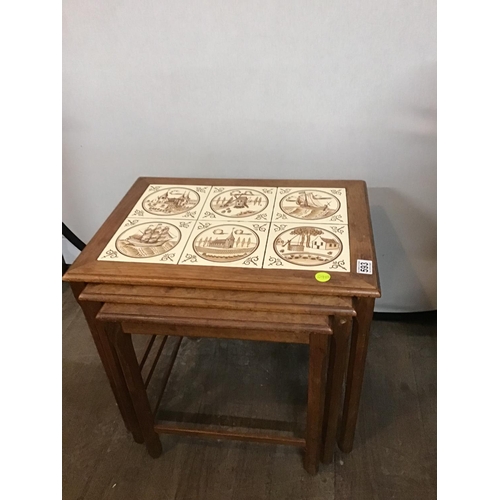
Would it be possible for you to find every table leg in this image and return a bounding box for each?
[109,323,162,458]
[304,333,329,475]
[70,283,144,444]
[338,297,375,453]
[321,316,352,464]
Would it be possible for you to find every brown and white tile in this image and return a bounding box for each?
[97,218,196,264]
[263,222,351,272]
[199,186,277,222]
[178,220,270,268]
[272,187,348,224]
[126,184,211,220]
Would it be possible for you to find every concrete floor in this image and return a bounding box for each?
[63,284,436,499]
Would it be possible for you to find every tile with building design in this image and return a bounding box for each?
[199,186,277,222]
[97,218,196,264]
[178,221,270,268]
[263,222,350,272]
[126,184,211,220]
[272,187,348,224]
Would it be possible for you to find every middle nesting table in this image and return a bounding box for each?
[79,283,356,474]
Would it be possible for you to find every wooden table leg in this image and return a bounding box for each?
[70,283,144,444]
[321,316,352,464]
[304,333,329,475]
[108,323,162,458]
[338,297,375,453]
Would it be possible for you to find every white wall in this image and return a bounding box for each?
[63,0,436,312]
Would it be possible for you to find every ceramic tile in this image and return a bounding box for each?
[97,218,196,264]
[263,222,351,272]
[178,220,270,268]
[272,187,348,224]
[98,184,353,271]
[126,184,211,220]
[200,186,277,222]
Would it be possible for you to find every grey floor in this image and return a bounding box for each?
[63,284,436,500]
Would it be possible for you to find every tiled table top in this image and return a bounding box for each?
[98,185,351,272]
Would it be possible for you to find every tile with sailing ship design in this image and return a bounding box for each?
[97,218,196,264]
[263,222,351,272]
[199,186,277,222]
[178,221,270,268]
[272,187,348,224]
[126,184,212,220]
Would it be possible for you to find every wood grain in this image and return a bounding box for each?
[338,297,375,453]
[96,299,337,475]
[63,283,436,500]
[304,333,329,475]
[62,176,381,475]
[122,321,313,345]
[322,316,353,463]
[109,323,163,458]
[97,302,333,335]
[69,282,144,444]
[153,423,306,447]
[62,178,380,299]
[80,283,357,316]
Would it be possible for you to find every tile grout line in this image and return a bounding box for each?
[260,187,280,268]
[343,187,349,226]
[173,185,214,264]
[197,185,217,221]
[98,184,351,271]
[179,186,277,269]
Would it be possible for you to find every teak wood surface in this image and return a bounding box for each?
[79,284,357,316]
[63,177,381,474]
[98,309,333,475]
[62,177,380,298]
[96,299,350,474]
[63,282,436,499]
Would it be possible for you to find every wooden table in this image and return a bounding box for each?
[63,177,380,473]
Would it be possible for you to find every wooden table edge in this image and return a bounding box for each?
[62,272,381,298]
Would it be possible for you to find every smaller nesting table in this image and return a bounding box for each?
[63,177,380,474]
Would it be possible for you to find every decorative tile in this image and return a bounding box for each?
[200,186,277,222]
[178,221,270,268]
[97,218,196,264]
[263,222,350,272]
[98,184,354,271]
[126,184,211,220]
[272,187,348,224]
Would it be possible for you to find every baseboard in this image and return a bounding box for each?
[373,310,436,324]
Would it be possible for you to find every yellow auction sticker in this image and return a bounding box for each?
[315,272,331,283]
